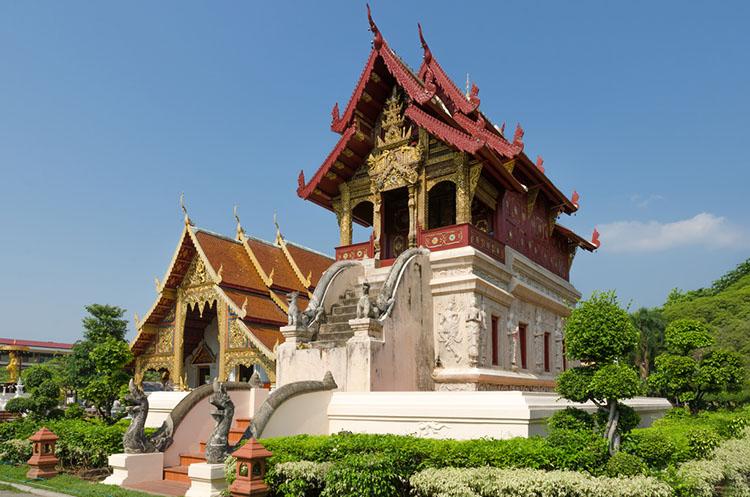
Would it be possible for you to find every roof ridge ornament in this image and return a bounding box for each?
[234,205,246,241]
[571,190,580,209]
[418,23,432,64]
[591,228,601,249]
[367,4,383,50]
[418,23,436,100]
[180,193,195,226]
[536,155,545,174]
[512,124,525,154]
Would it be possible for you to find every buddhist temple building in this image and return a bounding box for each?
[285,10,599,392]
[129,209,333,389]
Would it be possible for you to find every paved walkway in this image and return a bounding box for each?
[0,482,76,497]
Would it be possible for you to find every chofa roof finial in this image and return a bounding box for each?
[234,204,246,241]
[367,4,383,50]
[418,23,432,63]
[180,193,194,226]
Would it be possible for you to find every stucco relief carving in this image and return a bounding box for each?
[534,308,544,372]
[465,298,487,367]
[506,302,519,372]
[157,326,174,355]
[415,421,449,437]
[433,267,472,279]
[436,297,462,364]
[555,316,565,373]
[227,319,248,350]
[182,256,210,288]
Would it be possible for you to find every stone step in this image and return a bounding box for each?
[179,452,206,466]
[319,322,354,334]
[235,417,251,431]
[328,313,357,324]
[163,465,189,483]
[123,479,190,497]
[332,304,357,316]
[338,297,360,307]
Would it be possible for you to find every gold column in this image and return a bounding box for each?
[338,183,352,246]
[408,184,417,248]
[217,302,228,381]
[373,192,382,259]
[173,300,186,390]
[455,152,471,224]
[134,356,143,387]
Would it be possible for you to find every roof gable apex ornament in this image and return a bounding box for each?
[234,204,246,241]
[469,81,480,109]
[180,193,195,226]
[536,155,545,174]
[571,190,580,209]
[512,124,525,154]
[366,4,383,50]
[417,23,437,100]
[418,23,432,64]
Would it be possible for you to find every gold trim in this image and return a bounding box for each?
[274,214,313,297]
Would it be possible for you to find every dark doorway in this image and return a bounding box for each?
[428,181,456,229]
[383,187,409,259]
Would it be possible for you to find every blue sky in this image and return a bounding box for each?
[1,1,748,343]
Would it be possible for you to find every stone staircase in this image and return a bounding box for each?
[313,266,390,348]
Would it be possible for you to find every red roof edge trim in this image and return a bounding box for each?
[331,49,379,134]
[405,105,483,154]
[379,45,429,104]
[298,125,357,199]
[426,57,478,115]
[453,113,521,159]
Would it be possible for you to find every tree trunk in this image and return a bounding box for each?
[605,401,620,456]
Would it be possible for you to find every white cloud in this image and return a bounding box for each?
[597,213,747,252]
[629,193,665,208]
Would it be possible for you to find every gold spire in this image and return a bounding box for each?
[180,193,194,226]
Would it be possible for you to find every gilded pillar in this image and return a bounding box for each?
[337,183,352,246]
[373,193,382,259]
[173,300,186,390]
[134,356,143,387]
[217,302,228,381]
[417,129,429,231]
[455,152,471,224]
[408,184,417,248]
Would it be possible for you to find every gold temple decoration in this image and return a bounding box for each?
[549,206,563,236]
[274,214,314,298]
[366,87,424,193]
[503,159,516,175]
[180,193,195,226]
[234,208,274,288]
[526,185,541,216]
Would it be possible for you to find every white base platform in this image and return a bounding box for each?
[103,452,164,486]
[185,462,227,497]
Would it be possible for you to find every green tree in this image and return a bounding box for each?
[556,291,642,455]
[648,318,744,412]
[629,307,666,378]
[5,360,66,418]
[67,304,132,423]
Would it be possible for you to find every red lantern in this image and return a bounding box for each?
[227,438,273,497]
[27,428,59,479]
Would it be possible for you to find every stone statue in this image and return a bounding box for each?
[356,281,373,319]
[286,291,304,327]
[123,379,173,453]
[534,308,545,372]
[478,303,488,366]
[205,380,235,464]
[465,298,484,367]
[248,370,262,388]
[437,298,461,362]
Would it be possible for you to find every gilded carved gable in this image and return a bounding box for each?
[182,255,210,288]
[366,87,423,193]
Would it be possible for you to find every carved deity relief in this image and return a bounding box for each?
[555,315,565,373]
[465,297,487,367]
[436,298,462,364]
[533,307,545,373]
[506,302,519,372]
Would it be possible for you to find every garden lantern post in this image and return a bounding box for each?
[227,438,273,497]
[27,427,59,479]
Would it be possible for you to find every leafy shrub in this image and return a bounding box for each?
[322,452,404,497]
[4,397,34,414]
[547,407,595,432]
[622,431,676,469]
[0,438,32,463]
[64,403,86,420]
[410,466,672,497]
[544,428,609,474]
[605,452,646,477]
[273,461,331,497]
[685,427,720,459]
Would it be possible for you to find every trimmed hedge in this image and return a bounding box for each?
[410,467,671,497]
[0,416,127,468]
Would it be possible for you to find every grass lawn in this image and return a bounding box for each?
[0,464,162,497]
[0,483,23,493]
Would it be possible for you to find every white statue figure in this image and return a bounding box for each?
[534,308,545,372]
[465,297,483,367]
[555,316,565,373]
[437,298,462,362]
[506,304,518,372]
